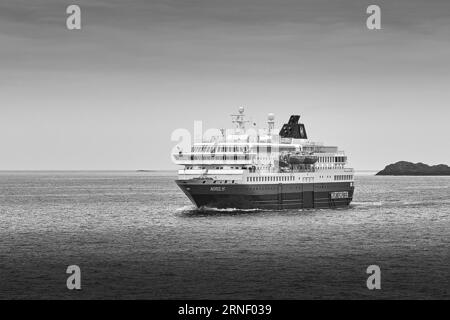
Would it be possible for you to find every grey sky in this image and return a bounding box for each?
[1,0,449,170]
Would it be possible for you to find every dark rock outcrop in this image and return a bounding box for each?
[376,161,450,176]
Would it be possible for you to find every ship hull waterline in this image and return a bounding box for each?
[176,180,354,210]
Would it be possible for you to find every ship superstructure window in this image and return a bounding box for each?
[334,175,353,181]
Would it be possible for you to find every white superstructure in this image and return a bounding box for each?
[173,107,354,186]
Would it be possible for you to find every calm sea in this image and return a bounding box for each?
[0,171,449,299]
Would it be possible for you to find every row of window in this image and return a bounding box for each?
[185,166,248,170]
[188,155,251,161]
[200,175,353,183]
[192,145,298,153]
[247,176,327,183]
[316,165,345,170]
[334,175,353,181]
[181,155,346,164]
[207,180,236,184]
[193,146,249,153]
[317,156,347,163]
[247,176,295,182]
[195,178,352,186]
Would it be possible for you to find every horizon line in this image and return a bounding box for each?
[0,169,382,172]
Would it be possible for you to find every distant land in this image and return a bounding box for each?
[376,161,450,176]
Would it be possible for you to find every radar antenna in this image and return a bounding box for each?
[230,107,249,133]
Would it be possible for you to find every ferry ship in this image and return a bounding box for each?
[173,107,354,209]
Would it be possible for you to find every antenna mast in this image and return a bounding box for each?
[230,107,249,134]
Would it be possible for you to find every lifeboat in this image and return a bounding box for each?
[279,152,318,166]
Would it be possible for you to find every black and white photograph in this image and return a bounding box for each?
[1,0,449,308]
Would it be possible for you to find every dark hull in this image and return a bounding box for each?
[176,180,354,210]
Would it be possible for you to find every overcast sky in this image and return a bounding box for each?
[1,0,449,170]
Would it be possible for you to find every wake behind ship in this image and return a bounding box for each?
[173,108,354,209]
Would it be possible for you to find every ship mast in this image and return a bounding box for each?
[267,113,275,134]
[230,107,249,134]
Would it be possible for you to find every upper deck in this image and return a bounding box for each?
[172,108,352,175]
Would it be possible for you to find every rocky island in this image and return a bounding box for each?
[376,161,450,176]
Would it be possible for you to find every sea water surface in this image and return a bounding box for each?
[0,171,449,299]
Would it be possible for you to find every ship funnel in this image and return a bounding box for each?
[279,115,308,139]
